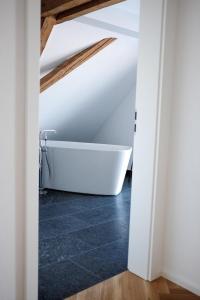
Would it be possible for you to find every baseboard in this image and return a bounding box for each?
[162,271,200,296]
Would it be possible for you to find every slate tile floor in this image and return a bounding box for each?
[39,174,131,300]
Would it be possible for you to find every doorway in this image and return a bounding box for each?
[0,0,172,298]
[16,0,169,299]
[39,1,139,298]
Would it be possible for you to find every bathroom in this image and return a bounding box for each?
[39,0,139,299]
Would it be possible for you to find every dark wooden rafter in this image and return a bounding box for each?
[40,37,116,92]
[41,0,125,23]
[56,0,125,23]
[41,0,92,17]
[41,15,56,55]
[40,0,124,54]
[41,17,45,28]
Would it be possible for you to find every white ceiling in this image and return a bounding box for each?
[117,0,140,14]
[76,0,140,34]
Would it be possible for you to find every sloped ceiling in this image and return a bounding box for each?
[39,3,139,142]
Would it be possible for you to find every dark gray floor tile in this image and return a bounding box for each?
[39,174,132,299]
[39,190,74,206]
[39,201,83,221]
[68,220,127,247]
[62,197,116,211]
[39,190,99,207]
[74,202,130,226]
[70,238,128,280]
[39,260,101,300]
[40,215,90,240]
[42,193,105,211]
[39,190,114,208]
[116,190,131,202]
[40,235,92,267]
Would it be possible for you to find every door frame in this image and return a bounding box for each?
[128,0,175,280]
[24,0,173,297]
[25,0,40,299]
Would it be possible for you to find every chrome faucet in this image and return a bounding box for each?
[39,129,56,195]
[40,129,57,142]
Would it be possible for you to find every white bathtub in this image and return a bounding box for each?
[42,141,132,195]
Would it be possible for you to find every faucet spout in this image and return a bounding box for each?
[40,129,56,141]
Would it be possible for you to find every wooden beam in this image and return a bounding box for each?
[41,0,92,17]
[41,16,56,55]
[41,17,45,29]
[56,0,125,24]
[40,37,116,93]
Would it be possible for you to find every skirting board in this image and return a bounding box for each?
[162,271,200,296]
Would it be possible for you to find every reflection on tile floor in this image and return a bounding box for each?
[39,174,131,300]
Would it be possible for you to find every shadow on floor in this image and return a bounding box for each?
[39,174,132,300]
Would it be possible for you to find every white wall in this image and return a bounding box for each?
[40,19,138,143]
[93,89,135,169]
[0,2,18,298]
[162,0,200,294]
[93,89,135,145]
[0,0,39,300]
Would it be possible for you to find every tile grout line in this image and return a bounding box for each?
[40,217,129,242]
[69,237,129,259]
[39,198,131,222]
[39,237,128,270]
[67,257,103,280]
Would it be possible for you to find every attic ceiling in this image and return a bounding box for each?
[39,0,139,142]
[40,0,127,91]
[40,37,116,92]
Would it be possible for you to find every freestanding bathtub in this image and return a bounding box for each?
[42,141,132,195]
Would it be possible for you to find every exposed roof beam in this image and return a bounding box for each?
[41,0,92,17]
[41,16,56,55]
[40,37,116,92]
[56,0,125,24]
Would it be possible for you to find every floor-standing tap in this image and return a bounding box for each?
[39,129,56,195]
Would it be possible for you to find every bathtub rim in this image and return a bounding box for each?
[42,140,132,152]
